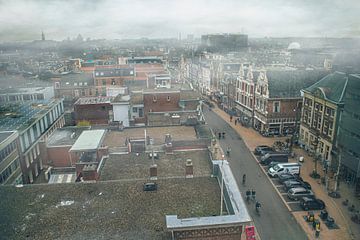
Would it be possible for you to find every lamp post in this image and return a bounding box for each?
[290,105,301,154]
[310,134,321,179]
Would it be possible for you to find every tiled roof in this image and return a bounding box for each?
[267,69,329,98]
[304,71,348,103]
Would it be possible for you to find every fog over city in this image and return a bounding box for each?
[0,0,360,41]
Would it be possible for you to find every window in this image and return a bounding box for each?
[102,80,106,85]
[166,96,170,101]
[111,79,115,85]
[273,101,280,113]
[153,95,157,102]
[133,107,138,113]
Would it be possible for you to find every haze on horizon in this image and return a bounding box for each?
[0,0,359,42]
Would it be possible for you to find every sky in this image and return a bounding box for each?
[0,0,359,41]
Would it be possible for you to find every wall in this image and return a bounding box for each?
[112,104,130,127]
[47,146,72,167]
[143,92,181,114]
[74,103,111,125]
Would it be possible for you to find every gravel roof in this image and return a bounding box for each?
[0,177,221,240]
[101,150,212,181]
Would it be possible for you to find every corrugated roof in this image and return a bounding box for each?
[70,129,106,151]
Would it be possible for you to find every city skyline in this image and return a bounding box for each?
[0,0,360,41]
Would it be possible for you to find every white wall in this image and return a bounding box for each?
[113,104,130,127]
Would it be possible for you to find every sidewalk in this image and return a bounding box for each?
[209,104,358,240]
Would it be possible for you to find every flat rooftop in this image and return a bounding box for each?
[0,131,15,143]
[70,129,106,151]
[0,177,221,240]
[101,150,212,181]
[47,127,90,147]
[103,126,197,147]
[0,99,61,132]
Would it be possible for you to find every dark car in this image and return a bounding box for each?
[254,145,273,155]
[143,182,157,191]
[283,180,311,191]
[278,173,302,183]
[300,197,325,210]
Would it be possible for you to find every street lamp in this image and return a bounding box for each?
[290,105,301,154]
[310,134,321,179]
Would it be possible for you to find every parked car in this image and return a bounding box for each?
[268,161,281,169]
[260,153,288,165]
[283,180,311,191]
[278,173,302,183]
[254,145,273,155]
[300,197,325,210]
[287,187,314,200]
[143,182,157,191]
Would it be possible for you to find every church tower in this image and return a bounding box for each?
[41,31,45,41]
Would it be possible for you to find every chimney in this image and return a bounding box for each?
[82,164,98,181]
[185,159,193,178]
[150,164,158,180]
[165,134,172,147]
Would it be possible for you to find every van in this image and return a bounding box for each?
[268,163,301,177]
[260,153,288,165]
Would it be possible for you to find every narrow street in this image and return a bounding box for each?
[204,108,307,240]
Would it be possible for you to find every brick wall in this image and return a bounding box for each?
[143,92,181,114]
[267,98,301,118]
[47,146,72,167]
[74,103,112,125]
[172,225,242,240]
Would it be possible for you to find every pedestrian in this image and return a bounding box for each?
[234,119,237,125]
[230,115,233,122]
[242,174,246,185]
[246,189,251,202]
[222,132,225,139]
[218,132,221,139]
[251,189,256,201]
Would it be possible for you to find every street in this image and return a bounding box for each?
[204,108,307,240]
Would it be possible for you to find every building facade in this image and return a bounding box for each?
[0,131,22,185]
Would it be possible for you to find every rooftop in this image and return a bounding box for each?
[47,127,91,147]
[57,73,94,88]
[267,69,330,98]
[0,99,62,132]
[94,67,134,78]
[0,86,53,95]
[101,150,212,181]
[70,129,106,152]
[74,96,113,105]
[304,71,348,103]
[0,177,220,240]
[0,131,16,143]
[103,126,197,147]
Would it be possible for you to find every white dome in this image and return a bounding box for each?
[288,42,301,50]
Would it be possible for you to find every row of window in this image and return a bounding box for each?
[0,93,45,102]
[25,144,40,168]
[0,140,17,164]
[20,102,64,152]
[0,158,20,184]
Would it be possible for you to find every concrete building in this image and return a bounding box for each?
[0,99,65,183]
[0,86,54,103]
[0,131,22,185]
[201,33,248,52]
[332,74,360,194]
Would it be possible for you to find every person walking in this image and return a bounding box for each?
[246,189,251,203]
[242,174,246,185]
[251,189,256,201]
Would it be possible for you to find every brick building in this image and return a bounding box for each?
[253,69,329,135]
[74,97,113,125]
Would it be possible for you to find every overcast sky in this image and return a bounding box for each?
[0,0,359,41]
